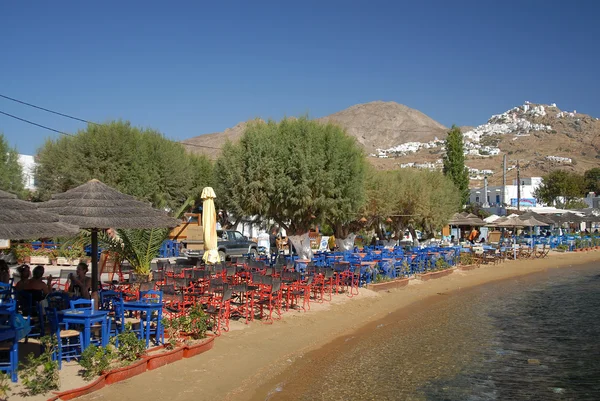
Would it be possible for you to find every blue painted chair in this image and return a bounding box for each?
[99,290,122,312]
[45,307,84,369]
[70,299,92,310]
[0,300,19,382]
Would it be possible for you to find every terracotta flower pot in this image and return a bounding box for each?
[104,359,147,385]
[183,335,215,358]
[458,264,477,271]
[365,278,410,292]
[54,374,106,400]
[146,346,184,370]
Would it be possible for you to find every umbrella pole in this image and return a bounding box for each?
[91,228,99,294]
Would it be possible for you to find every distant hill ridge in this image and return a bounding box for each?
[181,101,447,157]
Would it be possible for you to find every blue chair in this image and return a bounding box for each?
[45,307,84,369]
[99,290,122,311]
[46,292,71,311]
[0,300,19,382]
[15,290,44,341]
[70,299,92,310]
[113,298,142,336]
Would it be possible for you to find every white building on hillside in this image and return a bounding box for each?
[469,177,543,207]
[18,154,37,190]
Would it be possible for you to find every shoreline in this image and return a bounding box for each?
[78,251,600,401]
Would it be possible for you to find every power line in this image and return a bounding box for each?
[0,93,222,150]
[0,110,74,137]
[0,93,100,126]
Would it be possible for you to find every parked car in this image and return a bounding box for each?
[183,230,258,261]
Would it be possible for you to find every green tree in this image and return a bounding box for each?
[584,167,600,195]
[215,117,366,257]
[35,121,213,210]
[362,169,460,244]
[534,170,586,208]
[0,133,24,195]
[443,125,469,205]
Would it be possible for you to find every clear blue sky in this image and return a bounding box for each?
[1,0,599,155]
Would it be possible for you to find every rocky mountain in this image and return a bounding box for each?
[181,101,447,157]
[372,102,600,185]
[182,100,600,186]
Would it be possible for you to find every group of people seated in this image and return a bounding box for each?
[0,260,92,300]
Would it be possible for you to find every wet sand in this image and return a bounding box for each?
[77,251,600,401]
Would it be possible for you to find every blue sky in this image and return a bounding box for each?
[1,0,599,155]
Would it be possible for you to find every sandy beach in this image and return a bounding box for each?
[76,251,600,401]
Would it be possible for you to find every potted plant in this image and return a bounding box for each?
[161,305,214,359]
[13,244,31,264]
[100,228,169,283]
[104,326,148,385]
[181,305,214,358]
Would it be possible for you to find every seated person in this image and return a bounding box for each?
[24,265,52,295]
[68,262,92,299]
[0,260,10,284]
[15,264,31,291]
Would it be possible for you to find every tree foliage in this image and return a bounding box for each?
[0,133,24,195]
[584,167,600,195]
[443,125,469,205]
[534,169,586,208]
[35,121,213,210]
[215,117,366,236]
[362,168,460,242]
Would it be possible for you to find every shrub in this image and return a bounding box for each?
[0,372,10,401]
[79,345,114,381]
[110,325,146,364]
[20,336,59,396]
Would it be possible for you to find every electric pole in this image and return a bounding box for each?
[516,161,521,211]
[502,154,507,206]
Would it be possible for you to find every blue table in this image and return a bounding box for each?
[58,309,109,349]
[123,301,163,347]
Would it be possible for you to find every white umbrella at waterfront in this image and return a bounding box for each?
[201,187,220,264]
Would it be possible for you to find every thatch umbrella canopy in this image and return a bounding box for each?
[448,213,468,225]
[0,189,79,240]
[39,179,178,293]
[518,211,554,226]
[551,212,584,225]
[518,216,550,227]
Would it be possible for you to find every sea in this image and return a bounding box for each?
[252,262,600,401]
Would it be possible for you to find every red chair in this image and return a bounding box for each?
[206,287,232,336]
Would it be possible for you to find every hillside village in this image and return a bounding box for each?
[182,100,600,188]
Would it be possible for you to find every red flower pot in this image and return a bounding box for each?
[146,346,184,370]
[54,375,106,400]
[183,335,215,358]
[104,359,147,385]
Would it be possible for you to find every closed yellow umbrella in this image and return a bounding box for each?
[201,187,220,264]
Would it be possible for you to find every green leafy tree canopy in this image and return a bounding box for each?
[215,117,366,237]
[35,121,213,210]
[362,168,460,243]
[0,133,24,196]
[442,125,469,205]
[534,169,586,208]
[584,167,600,195]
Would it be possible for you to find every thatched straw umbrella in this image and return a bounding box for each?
[39,179,178,293]
[0,189,79,240]
[518,211,555,226]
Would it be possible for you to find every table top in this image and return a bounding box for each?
[59,309,109,318]
[123,301,163,309]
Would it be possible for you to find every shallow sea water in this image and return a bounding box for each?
[253,263,600,401]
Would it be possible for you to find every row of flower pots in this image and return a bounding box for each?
[573,246,600,252]
[365,267,458,291]
[48,336,215,401]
